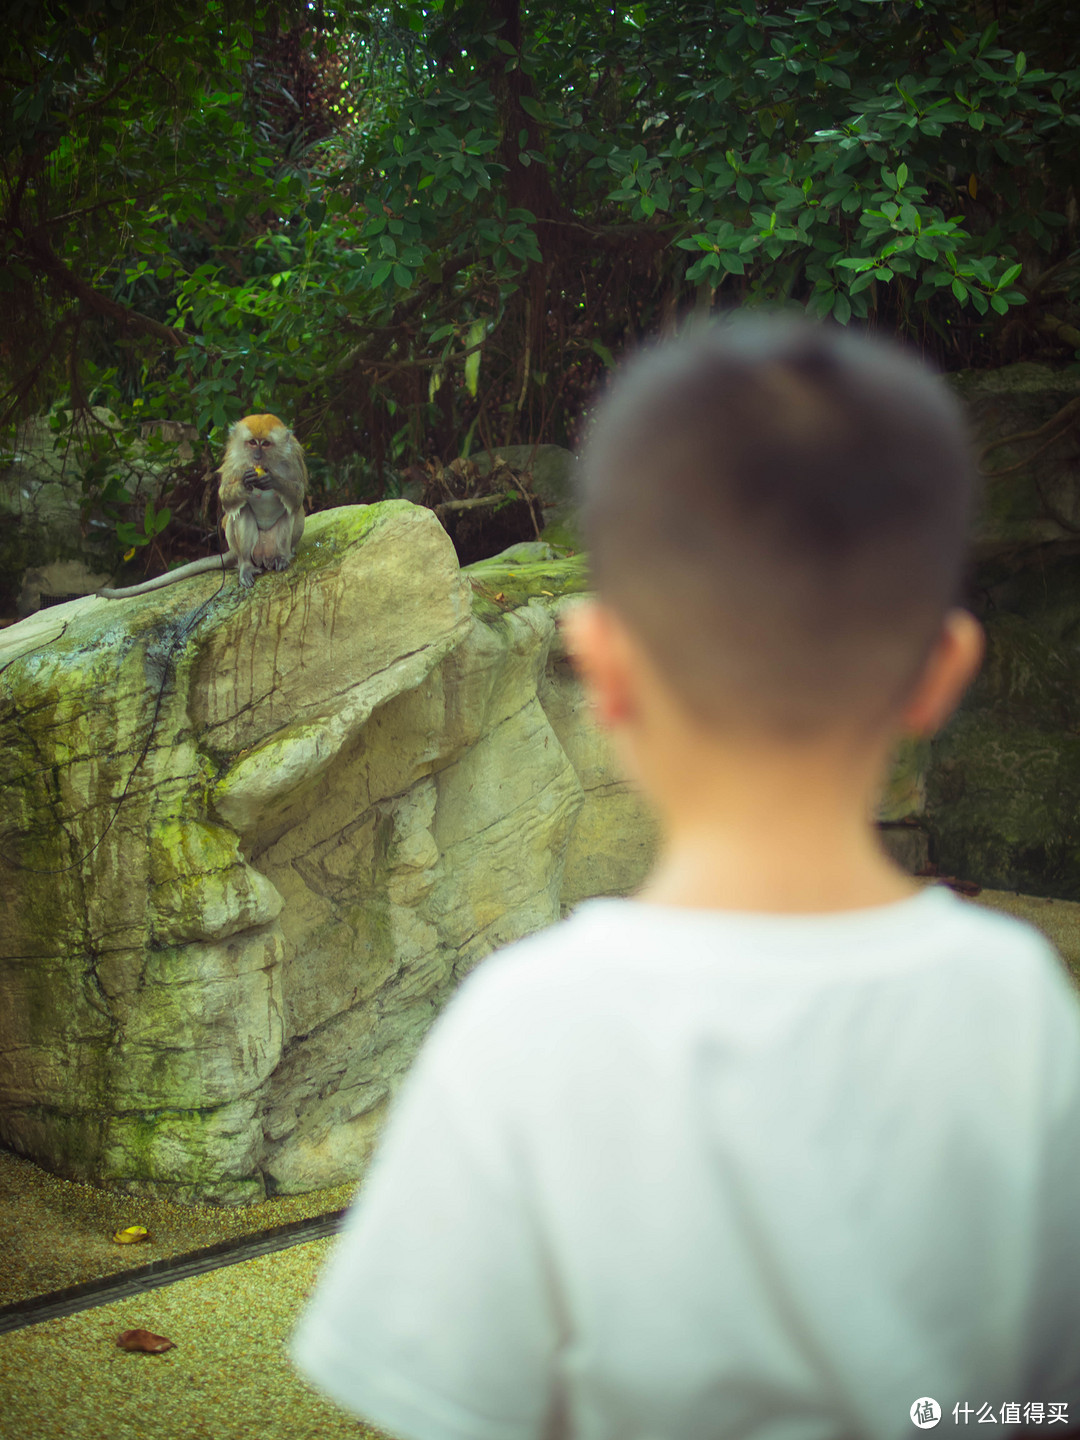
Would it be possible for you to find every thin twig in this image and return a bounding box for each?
[434,492,516,514]
[503,467,542,540]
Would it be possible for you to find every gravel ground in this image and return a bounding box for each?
[971,888,1080,983]
[2,886,1076,1439]
[0,1149,358,1306]
[0,1236,389,1440]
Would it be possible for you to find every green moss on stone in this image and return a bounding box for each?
[966,613,1080,727]
[928,711,1080,900]
[539,521,583,551]
[878,735,930,822]
[463,553,590,622]
[148,818,241,887]
[288,500,414,576]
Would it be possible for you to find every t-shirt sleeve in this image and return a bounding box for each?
[1024,945,1080,1398]
[291,980,559,1440]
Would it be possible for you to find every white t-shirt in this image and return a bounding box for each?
[292,888,1080,1440]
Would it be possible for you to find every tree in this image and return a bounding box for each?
[2,0,1077,565]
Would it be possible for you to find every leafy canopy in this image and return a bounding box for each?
[2,0,1077,556]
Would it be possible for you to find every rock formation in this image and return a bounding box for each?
[924,364,1080,896]
[0,504,637,1201]
[0,491,1055,1203]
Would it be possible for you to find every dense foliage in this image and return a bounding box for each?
[2,0,1078,561]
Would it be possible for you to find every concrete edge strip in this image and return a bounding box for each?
[0,1207,348,1335]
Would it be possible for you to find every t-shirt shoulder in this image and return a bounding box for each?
[434,884,1068,1059]
[473,884,1057,985]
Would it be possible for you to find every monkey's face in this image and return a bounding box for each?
[233,413,290,464]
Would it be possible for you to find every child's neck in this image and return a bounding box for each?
[634,730,917,916]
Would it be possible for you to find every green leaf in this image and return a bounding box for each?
[685,254,721,282]
[2,0,1072,473]
[464,318,484,398]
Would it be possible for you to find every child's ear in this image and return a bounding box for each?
[559,600,636,729]
[900,609,984,737]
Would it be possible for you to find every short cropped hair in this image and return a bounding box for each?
[578,315,977,737]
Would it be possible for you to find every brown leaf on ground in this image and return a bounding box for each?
[943,877,983,897]
[116,1328,176,1353]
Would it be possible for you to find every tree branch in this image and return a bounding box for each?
[20,235,184,347]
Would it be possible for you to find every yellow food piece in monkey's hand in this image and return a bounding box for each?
[112,1224,149,1244]
[253,465,266,477]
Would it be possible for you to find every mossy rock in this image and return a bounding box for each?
[965,612,1080,729]
[463,551,590,622]
[946,363,1080,555]
[465,444,584,551]
[928,712,1080,900]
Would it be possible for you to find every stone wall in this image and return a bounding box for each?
[0,503,933,1202]
[923,364,1080,897]
[0,507,617,1200]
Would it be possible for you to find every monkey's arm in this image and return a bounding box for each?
[245,457,307,513]
[219,461,257,512]
[99,552,236,598]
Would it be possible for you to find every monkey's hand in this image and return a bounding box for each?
[242,465,272,491]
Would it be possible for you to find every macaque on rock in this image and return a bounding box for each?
[100,414,308,597]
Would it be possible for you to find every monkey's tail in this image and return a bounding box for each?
[99,553,236,599]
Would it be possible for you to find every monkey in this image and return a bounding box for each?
[100,414,307,598]
[5,418,305,874]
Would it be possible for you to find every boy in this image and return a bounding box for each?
[292,317,1080,1438]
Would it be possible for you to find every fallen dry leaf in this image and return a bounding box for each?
[112,1225,149,1245]
[943,877,982,898]
[117,1329,175,1354]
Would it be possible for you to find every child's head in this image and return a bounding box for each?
[577,315,977,741]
